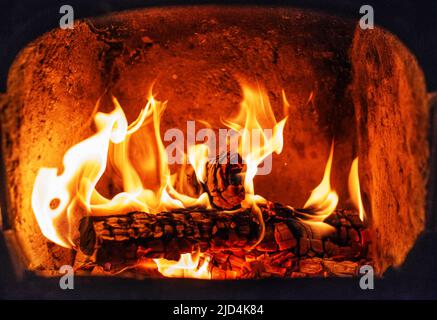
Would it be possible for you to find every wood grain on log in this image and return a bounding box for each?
[79,203,368,269]
[178,152,246,210]
[204,152,246,210]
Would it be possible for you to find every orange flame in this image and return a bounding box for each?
[31,80,365,279]
[153,82,289,272]
[303,142,338,217]
[188,144,210,184]
[223,82,287,197]
[31,81,289,278]
[348,157,366,222]
[153,252,211,279]
[222,81,288,247]
[32,94,212,249]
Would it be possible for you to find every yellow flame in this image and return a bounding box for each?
[31,80,328,280]
[31,81,290,278]
[188,144,210,184]
[303,142,338,217]
[153,252,211,279]
[223,81,287,198]
[222,82,288,247]
[31,104,127,248]
[31,94,212,249]
[348,157,366,221]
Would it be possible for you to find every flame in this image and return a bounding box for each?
[348,157,366,221]
[31,80,288,278]
[153,252,211,279]
[303,142,338,217]
[222,81,288,247]
[31,102,127,248]
[32,79,367,279]
[223,82,287,197]
[188,144,210,184]
[32,94,212,249]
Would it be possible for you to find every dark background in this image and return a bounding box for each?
[0,0,436,299]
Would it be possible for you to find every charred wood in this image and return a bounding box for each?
[79,203,368,270]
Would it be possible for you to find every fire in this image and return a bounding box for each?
[32,94,212,249]
[223,81,287,197]
[31,80,288,277]
[155,82,289,274]
[222,82,288,247]
[300,145,366,231]
[348,157,366,221]
[188,144,210,184]
[31,79,366,279]
[153,252,211,279]
[303,142,339,217]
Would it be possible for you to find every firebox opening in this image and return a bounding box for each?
[0,6,428,280]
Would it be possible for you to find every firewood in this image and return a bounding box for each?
[203,152,246,209]
[78,202,368,270]
[177,152,246,210]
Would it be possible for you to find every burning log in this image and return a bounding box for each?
[78,203,368,272]
[182,152,246,210]
[204,152,246,210]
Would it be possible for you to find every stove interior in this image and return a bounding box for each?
[0,6,429,280]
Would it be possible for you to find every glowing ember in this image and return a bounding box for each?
[153,252,211,279]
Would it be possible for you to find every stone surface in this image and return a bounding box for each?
[351,26,429,273]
